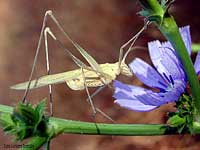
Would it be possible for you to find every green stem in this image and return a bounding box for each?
[0,103,200,137]
[49,117,168,136]
[138,0,200,119]
[20,136,47,150]
[0,103,200,149]
[192,43,200,52]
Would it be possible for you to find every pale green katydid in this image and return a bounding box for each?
[10,10,147,120]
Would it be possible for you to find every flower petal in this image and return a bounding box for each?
[113,81,158,111]
[136,91,167,106]
[148,40,185,80]
[161,26,192,55]
[115,99,158,112]
[194,51,200,75]
[113,81,165,107]
[113,80,133,100]
[129,58,167,90]
[138,79,186,106]
[179,26,192,55]
[113,80,150,99]
[162,79,186,103]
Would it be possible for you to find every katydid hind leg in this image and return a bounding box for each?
[21,10,54,150]
[21,11,51,103]
[44,26,53,116]
[44,27,90,70]
[45,11,101,73]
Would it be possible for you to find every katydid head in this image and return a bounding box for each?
[118,46,146,77]
[119,61,132,77]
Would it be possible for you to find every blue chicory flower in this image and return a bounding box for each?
[113,26,200,112]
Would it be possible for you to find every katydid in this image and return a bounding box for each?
[11,10,147,120]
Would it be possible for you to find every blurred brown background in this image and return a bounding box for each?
[0,0,200,149]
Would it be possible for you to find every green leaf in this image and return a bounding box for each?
[167,94,195,133]
[0,100,48,141]
[138,10,151,17]
[167,114,186,127]
[147,14,163,24]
